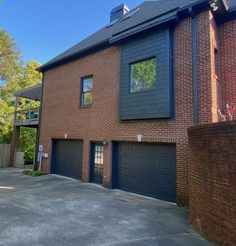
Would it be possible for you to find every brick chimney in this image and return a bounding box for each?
[110,4,129,23]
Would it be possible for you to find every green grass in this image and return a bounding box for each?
[23,169,47,177]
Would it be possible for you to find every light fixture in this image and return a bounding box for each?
[102,140,108,146]
[137,134,142,142]
[209,0,218,11]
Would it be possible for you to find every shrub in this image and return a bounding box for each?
[23,169,47,177]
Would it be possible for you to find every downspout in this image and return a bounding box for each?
[33,73,44,171]
[189,7,198,126]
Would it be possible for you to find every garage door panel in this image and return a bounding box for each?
[117,142,176,202]
[160,172,175,182]
[52,140,83,180]
[120,167,130,176]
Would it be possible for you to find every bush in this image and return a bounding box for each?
[19,127,37,164]
[23,169,47,177]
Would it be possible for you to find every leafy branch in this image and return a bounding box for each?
[218,103,236,122]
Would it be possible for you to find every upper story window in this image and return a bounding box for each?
[81,76,93,106]
[120,30,173,120]
[130,57,157,93]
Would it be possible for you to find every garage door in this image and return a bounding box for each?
[51,140,83,179]
[116,143,176,202]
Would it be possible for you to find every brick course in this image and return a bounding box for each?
[188,121,236,246]
[39,11,226,205]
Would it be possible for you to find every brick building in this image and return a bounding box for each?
[12,0,236,205]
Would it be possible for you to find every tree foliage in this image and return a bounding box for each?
[0,29,22,84]
[19,127,37,164]
[0,28,42,163]
[130,58,156,93]
[0,99,14,143]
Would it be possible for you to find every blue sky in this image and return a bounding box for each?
[0,0,144,65]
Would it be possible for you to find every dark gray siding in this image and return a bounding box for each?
[120,29,174,120]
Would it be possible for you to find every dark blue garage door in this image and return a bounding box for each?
[51,140,83,180]
[117,143,176,202]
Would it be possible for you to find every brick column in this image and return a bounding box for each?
[176,142,190,205]
[82,139,90,182]
[103,141,112,188]
[197,11,220,124]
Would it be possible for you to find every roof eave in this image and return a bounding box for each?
[14,84,42,101]
[110,16,177,44]
[38,40,111,72]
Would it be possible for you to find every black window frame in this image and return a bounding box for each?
[80,75,93,107]
[129,56,157,94]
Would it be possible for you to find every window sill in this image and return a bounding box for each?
[80,105,92,109]
[129,88,156,95]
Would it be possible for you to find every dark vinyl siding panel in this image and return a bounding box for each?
[120,28,173,120]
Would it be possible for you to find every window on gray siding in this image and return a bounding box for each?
[81,76,93,106]
[130,57,156,93]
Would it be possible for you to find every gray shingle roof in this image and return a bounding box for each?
[15,84,42,101]
[227,0,236,9]
[40,0,234,71]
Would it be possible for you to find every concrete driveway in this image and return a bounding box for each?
[0,168,211,246]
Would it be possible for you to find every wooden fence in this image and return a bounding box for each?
[0,144,11,168]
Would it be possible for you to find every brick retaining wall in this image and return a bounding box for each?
[188,121,236,246]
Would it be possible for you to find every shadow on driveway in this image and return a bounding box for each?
[0,168,211,246]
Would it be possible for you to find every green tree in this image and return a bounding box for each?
[0,29,42,163]
[19,127,37,164]
[0,99,14,143]
[0,29,22,85]
[0,59,41,144]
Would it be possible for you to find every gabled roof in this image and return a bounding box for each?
[39,0,234,72]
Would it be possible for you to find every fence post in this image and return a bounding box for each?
[14,96,18,124]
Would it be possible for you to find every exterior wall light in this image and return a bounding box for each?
[209,0,218,11]
[103,140,108,146]
[137,134,142,142]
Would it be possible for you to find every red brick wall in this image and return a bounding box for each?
[219,20,236,109]
[197,11,221,124]
[39,11,216,205]
[188,121,236,246]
